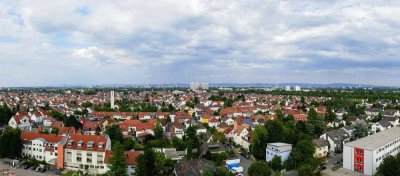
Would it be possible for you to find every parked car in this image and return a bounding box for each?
[319,165,327,170]
[334,160,342,165]
[23,164,31,169]
[35,167,41,172]
[40,167,46,173]
[241,153,250,159]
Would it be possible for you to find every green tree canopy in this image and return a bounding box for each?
[248,161,271,176]
[105,124,124,146]
[251,125,269,160]
[271,155,283,172]
[108,141,127,176]
[0,127,23,158]
[377,155,400,176]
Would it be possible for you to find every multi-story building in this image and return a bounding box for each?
[62,134,111,174]
[343,127,400,175]
[21,132,64,164]
[266,143,292,162]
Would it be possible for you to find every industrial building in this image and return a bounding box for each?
[343,127,400,175]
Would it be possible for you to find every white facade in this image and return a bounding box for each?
[64,149,108,174]
[343,127,400,175]
[22,138,58,162]
[63,135,111,174]
[284,86,291,91]
[266,143,292,162]
[294,86,301,91]
[8,116,31,130]
[110,91,115,109]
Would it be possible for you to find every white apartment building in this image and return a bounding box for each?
[284,86,291,91]
[294,86,301,91]
[266,143,292,162]
[63,134,111,174]
[343,127,400,175]
[21,132,63,164]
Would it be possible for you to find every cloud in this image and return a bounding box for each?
[0,0,400,86]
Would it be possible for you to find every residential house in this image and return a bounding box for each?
[313,138,329,158]
[371,120,392,132]
[320,128,350,152]
[174,158,213,176]
[8,114,32,130]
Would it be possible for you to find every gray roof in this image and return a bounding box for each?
[174,159,213,176]
[378,120,392,128]
[326,128,350,143]
[345,127,400,150]
[313,138,329,148]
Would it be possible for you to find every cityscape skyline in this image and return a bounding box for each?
[1,0,400,87]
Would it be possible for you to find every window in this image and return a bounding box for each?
[77,157,82,162]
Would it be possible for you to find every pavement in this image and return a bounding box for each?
[325,153,343,169]
[0,161,56,176]
[322,167,361,176]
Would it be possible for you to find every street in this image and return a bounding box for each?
[231,148,253,176]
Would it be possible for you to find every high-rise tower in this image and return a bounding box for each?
[111,91,115,109]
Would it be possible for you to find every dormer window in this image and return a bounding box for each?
[87,141,94,148]
[98,142,104,149]
[67,140,74,146]
[77,140,83,147]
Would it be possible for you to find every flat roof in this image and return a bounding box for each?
[345,127,400,150]
[267,143,292,147]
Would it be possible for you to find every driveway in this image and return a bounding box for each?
[326,153,343,169]
[232,148,254,176]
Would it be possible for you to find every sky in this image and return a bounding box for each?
[0,0,400,87]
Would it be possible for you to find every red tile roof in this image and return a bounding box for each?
[21,131,63,143]
[65,134,108,152]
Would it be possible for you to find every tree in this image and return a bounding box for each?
[202,164,233,176]
[108,141,127,176]
[64,115,82,129]
[377,155,400,176]
[136,143,173,176]
[251,125,269,160]
[353,124,368,139]
[49,110,64,121]
[136,146,157,176]
[202,164,216,176]
[123,138,135,150]
[106,125,124,145]
[325,107,337,122]
[264,120,285,143]
[154,123,164,140]
[0,104,13,126]
[212,132,227,144]
[285,138,317,170]
[271,155,283,172]
[248,161,271,176]
[171,136,186,151]
[184,126,199,159]
[298,164,314,176]
[0,127,23,158]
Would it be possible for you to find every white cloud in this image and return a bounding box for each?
[0,0,400,86]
